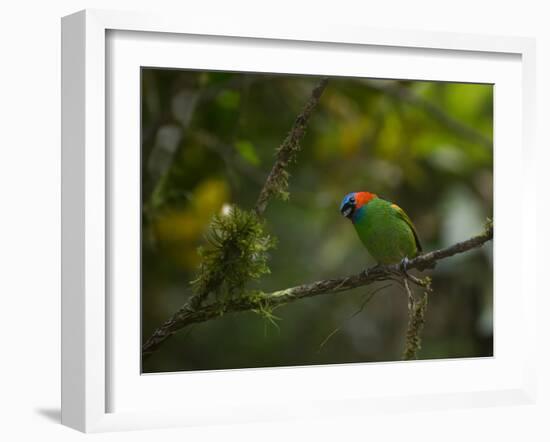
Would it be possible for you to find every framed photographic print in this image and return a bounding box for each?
[61,9,537,433]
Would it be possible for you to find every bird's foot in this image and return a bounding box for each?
[399,257,426,288]
[399,257,410,277]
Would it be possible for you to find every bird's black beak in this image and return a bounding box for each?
[340,203,355,219]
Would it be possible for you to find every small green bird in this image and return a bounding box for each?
[340,191,422,266]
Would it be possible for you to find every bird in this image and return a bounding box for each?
[340,191,422,267]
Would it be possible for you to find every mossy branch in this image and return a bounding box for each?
[142,223,493,359]
[401,275,432,361]
[142,78,328,359]
[142,207,275,357]
[255,77,329,216]
[402,291,429,360]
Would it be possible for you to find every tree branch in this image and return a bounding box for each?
[255,78,329,216]
[142,222,493,359]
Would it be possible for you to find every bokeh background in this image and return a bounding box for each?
[141,69,493,373]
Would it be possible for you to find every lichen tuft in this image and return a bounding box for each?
[191,207,276,300]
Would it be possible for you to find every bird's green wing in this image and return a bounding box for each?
[389,203,423,253]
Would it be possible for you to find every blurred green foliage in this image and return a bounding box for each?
[141,69,493,373]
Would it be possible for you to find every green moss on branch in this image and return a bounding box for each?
[191,206,276,301]
[255,78,328,215]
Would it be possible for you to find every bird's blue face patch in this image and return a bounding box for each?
[340,192,357,219]
[339,193,355,211]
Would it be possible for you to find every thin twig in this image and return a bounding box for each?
[403,277,414,312]
[318,283,392,352]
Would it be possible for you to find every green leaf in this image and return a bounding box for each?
[234,140,260,165]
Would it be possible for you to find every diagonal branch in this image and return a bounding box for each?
[142,222,493,359]
[255,78,329,216]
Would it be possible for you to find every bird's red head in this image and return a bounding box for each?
[354,191,377,209]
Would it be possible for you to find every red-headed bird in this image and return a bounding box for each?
[340,191,422,266]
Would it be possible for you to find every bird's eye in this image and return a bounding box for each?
[350,197,355,204]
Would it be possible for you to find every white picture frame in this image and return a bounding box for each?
[61,9,537,433]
